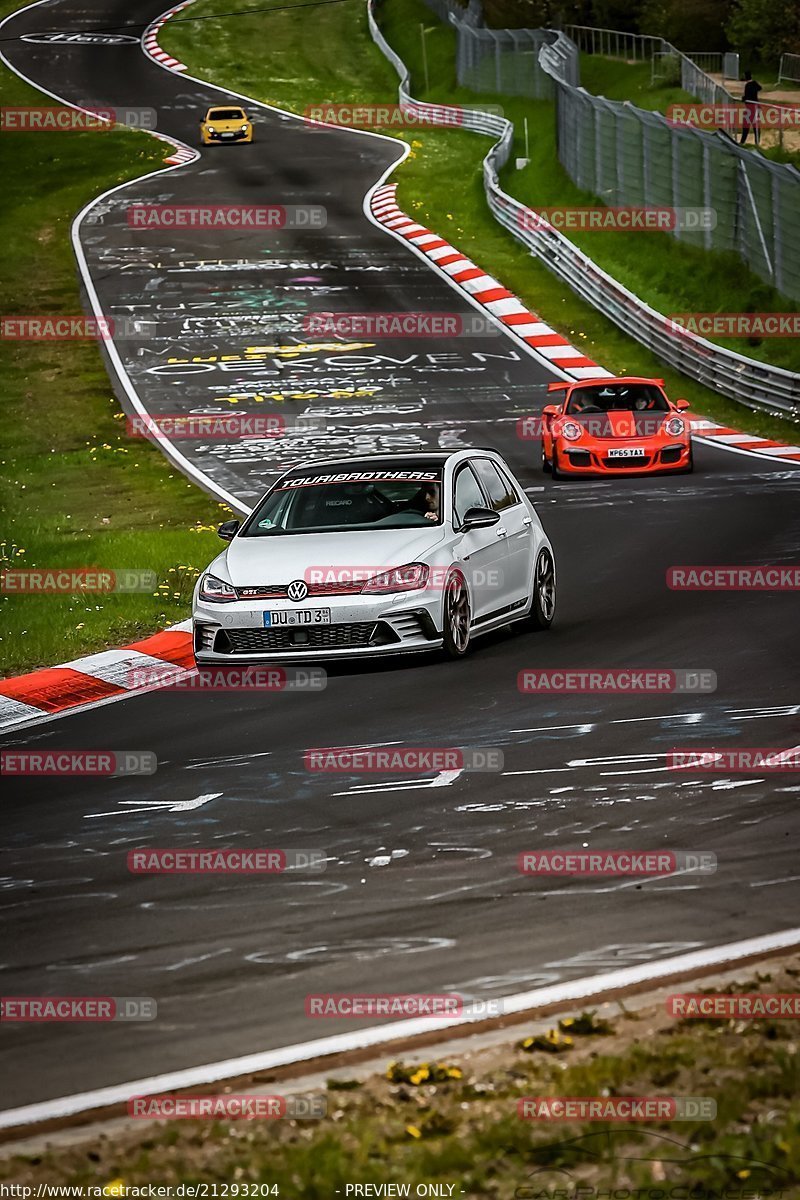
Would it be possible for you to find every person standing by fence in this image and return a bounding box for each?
[740,71,763,145]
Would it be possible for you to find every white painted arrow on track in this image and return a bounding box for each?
[84,793,222,819]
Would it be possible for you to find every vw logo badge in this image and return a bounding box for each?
[287,579,308,602]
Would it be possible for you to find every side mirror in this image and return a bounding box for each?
[542,404,559,417]
[462,506,500,530]
[675,398,690,410]
[218,519,240,541]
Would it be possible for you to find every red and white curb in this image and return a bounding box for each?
[371,184,608,382]
[0,621,193,734]
[142,0,194,72]
[690,417,800,462]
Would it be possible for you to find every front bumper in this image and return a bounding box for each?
[203,128,252,143]
[193,592,443,663]
[556,439,692,476]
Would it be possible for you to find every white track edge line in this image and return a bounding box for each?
[0,927,796,1131]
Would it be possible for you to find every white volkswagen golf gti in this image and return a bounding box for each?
[192,450,556,664]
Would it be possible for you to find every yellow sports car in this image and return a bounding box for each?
[200,105,253,145]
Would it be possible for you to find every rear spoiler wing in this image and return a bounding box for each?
[547,377,665,391]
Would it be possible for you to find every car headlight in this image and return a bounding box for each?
[199,573,237,602]
[664,416,685,436]
[361,563,430,594]
[560,421,583,441]
[241,124,248,132]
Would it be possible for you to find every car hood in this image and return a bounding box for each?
[221,527,447,584]
[573,411,670,439]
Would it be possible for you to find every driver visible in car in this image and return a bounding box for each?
[405,482,440,521]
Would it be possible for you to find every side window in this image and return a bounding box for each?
[453,465,486,527]
[472,458,519,512]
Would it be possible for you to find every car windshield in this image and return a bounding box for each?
[209,109,245,120]
[566,384,669,414]
[242,469,444,536]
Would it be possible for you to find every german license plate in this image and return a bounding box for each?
[607,447,645,459]
[264,609,331,627]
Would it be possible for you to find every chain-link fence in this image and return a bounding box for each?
[778,53,800,84]
[454,25,570,97]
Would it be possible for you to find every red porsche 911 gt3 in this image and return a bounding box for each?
[541,377,693,478]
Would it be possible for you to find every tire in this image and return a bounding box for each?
[525,548,556,630]
[551,446,563,480]
[684,444,694,474]
[442,570,472,658]
[541,444,551,474]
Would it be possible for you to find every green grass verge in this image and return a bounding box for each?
[161,0,799,445]
[0,7,231,678]
[2,964,798,1191]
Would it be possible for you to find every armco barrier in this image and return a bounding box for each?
[366,0,800,417]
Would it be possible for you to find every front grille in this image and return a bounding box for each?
[225,622,387,652]
[660,446,684,464]
[565,450,592,466]
[236,581,365,600]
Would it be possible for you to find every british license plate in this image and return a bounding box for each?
[607,447,645,459]
[264,609,331,627]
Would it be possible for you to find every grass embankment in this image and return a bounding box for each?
[161,0,799,444]
[0,8,230,677]
[3,960,798,1191]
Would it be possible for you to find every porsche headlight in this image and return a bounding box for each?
[664,416,685,437]
[561,421,583,441]
[199,573,237,602]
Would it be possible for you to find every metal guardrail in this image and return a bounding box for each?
[367,0,800,416]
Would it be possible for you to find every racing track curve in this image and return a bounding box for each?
[0,0,799,1112]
